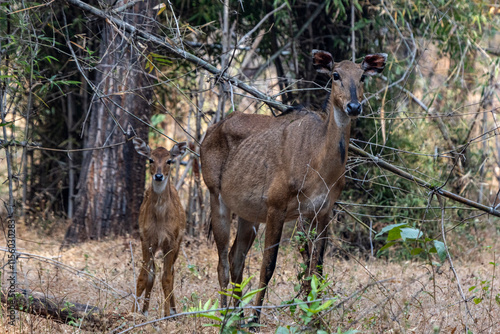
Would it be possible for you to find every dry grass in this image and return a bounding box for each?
[1,220,499,333]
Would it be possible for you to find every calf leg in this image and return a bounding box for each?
[133,245,156,314]
[161,248,178,317]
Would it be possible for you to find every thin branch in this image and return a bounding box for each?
[253,1,327,79]
[236,2,287,47]
[112,278,395,334]
[0,247,129,300]
[8,0,54,14]
[351,0,356,61]
[337,203,375,234]
[112,0,144,13]
[436,195,473,325]
[349,143,500,218]
[1,138,127,153]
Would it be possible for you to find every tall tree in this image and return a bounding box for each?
[65,1,158,242]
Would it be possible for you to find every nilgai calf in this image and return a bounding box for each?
[132,137,187,316]
[200,50,387,322]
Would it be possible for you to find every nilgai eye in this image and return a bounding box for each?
[360,74,366,82]
[166,160,172,165]
[333,72,341,81]
[149,158,154,163]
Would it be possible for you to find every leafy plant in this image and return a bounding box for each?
[61,301,82,327]
[278,275,338,333]
[468,260,498,305]
[189,275,263,333]
[376,223,447,262]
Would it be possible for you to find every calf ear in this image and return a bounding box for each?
[133,137,151,159]
[312,49,334,74]
[170,142,187,159]
[361,53,387,75]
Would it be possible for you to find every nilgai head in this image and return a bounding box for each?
[312,50,387,118]
[133,137,187,194]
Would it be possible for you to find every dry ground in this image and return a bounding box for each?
[1,220,499,333]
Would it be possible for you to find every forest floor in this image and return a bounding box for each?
[1,220,499,333]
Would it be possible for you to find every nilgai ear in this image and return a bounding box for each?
[361,53,388,75]
[312,49,334,74]
[133,137,151,159]
[170,142,187,159]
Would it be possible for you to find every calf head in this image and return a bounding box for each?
[133,137,187,194]
[313,50,387,117]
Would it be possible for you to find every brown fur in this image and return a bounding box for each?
[131,138,187,317]
[200,50,387,321]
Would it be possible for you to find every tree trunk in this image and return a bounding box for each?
[65,0,157,242]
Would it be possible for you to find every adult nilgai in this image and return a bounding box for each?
[132,137,187,317]
[201,50,387,321]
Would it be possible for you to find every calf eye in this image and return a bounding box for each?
[360,74,366,82]
[333,72,341,81]
[149,158,154,163]
[166,159,172,165]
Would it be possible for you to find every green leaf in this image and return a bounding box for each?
[202,323,222,328]
[240,274,255,289]
[311,275,318,292]
[218,291,237,299]
[203,298,213,310]
[387,227,402,241]
[312,299,334,313]
[433,240,447,262]
[297,301,310,313]
[0,121,14,127]
[44,55,59,64]
[400,227,423,241]
[241,288,265,305]
[375,223,407,238]
[378,241,397,253]
[275,326,290,334]
[410,248,424,256]
[354,1,362,12]
[198,314,222,321]
[473,297,482,305]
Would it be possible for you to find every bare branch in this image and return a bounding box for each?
[112,0,144,13]
[437,195,473,325]
[236,2,287,47]
[253,1,327,79]
[349,144,500,218]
